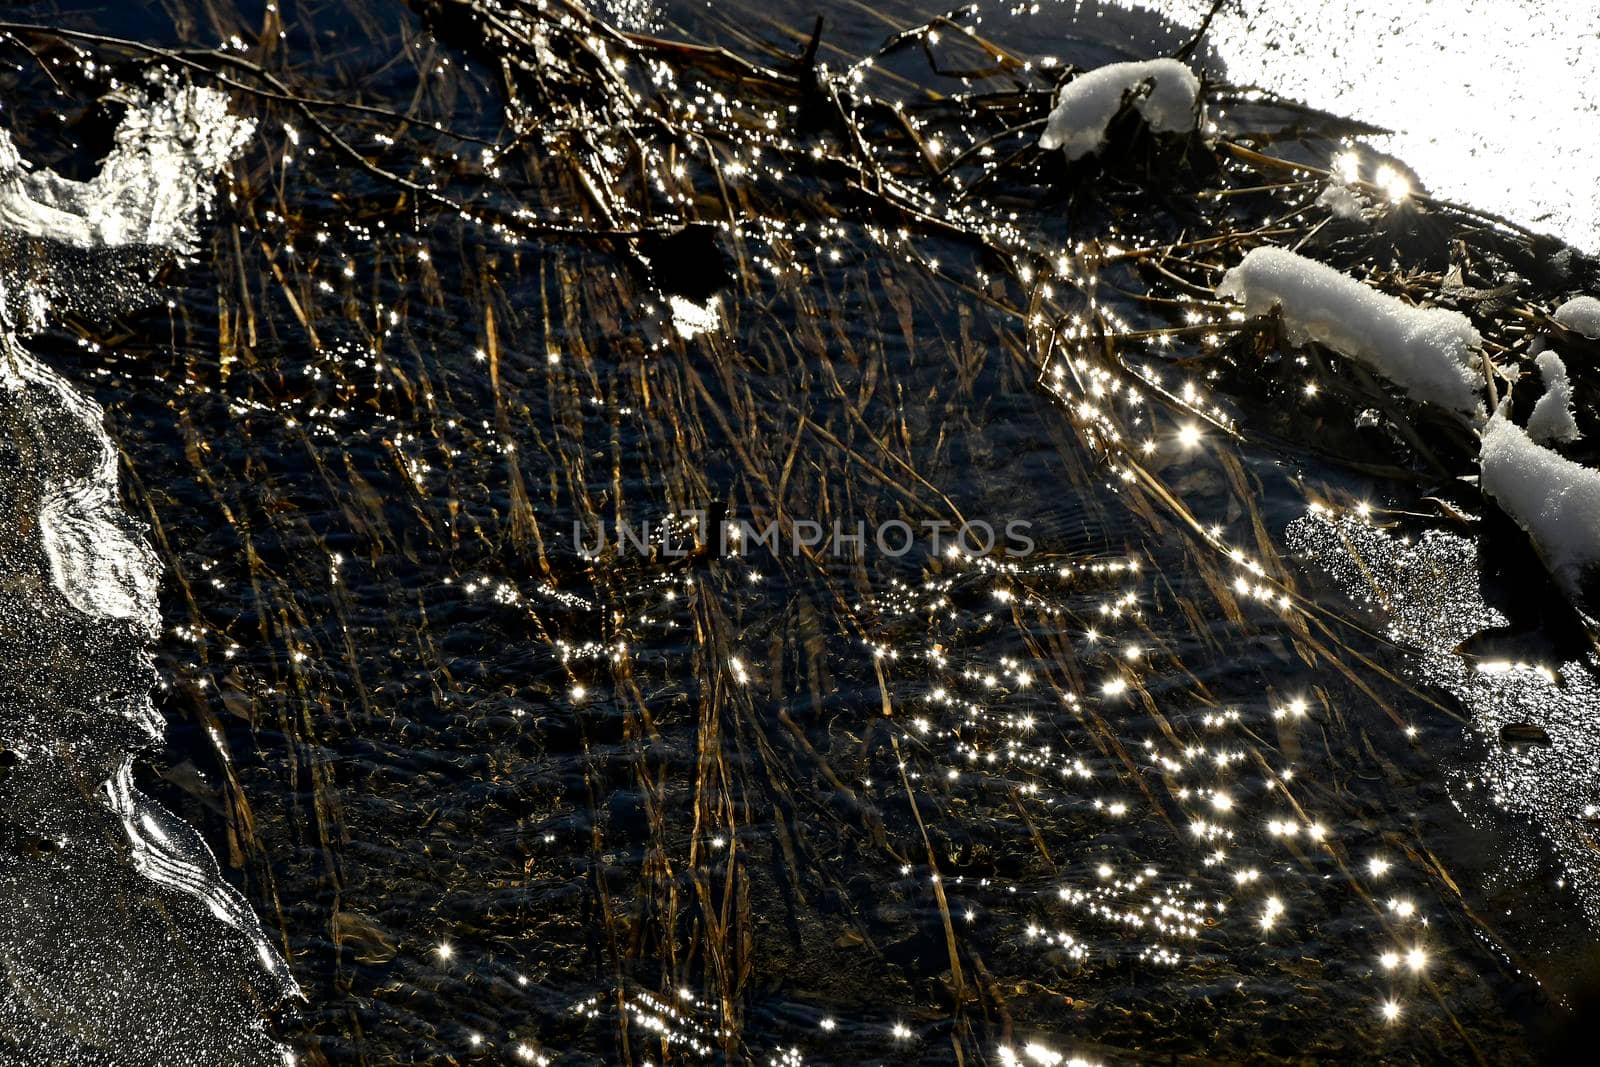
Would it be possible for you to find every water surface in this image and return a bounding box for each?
[0,0,1596,1064]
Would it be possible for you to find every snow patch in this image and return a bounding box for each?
[1217,246,1484,417]
[1039,59,1200,161]
[1481,406,1600,600]
[1553,295,1600,339]
[1527,351,1580,444]
[0,77,252,253]
[1315,181,1368,222]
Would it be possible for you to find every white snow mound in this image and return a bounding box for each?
[1039,59,1200,162]
[1217,246,1484,417]
[1553,295,1600,339]
[1526,351,1580,444]
[1481,406,1600,600]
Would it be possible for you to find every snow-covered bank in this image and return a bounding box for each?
[1217,246,1484,417]
[1039,58,1200,161]
[1217,245,1600,613]
[0,79,297,1064]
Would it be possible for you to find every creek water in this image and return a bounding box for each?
[0,1,1596,1064]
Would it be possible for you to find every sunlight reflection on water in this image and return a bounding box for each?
[1136,0,1600,250]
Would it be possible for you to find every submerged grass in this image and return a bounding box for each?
[2,0,1598,1063]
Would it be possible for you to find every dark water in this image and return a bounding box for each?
[1,0,1598,1064]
